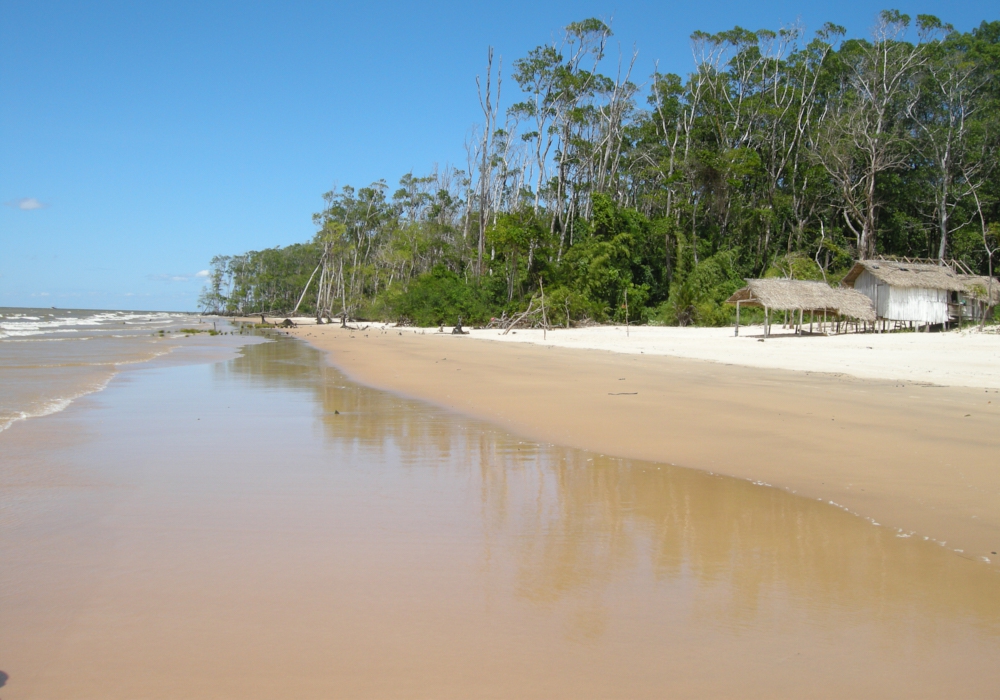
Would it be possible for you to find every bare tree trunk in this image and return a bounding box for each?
[475,47,502,278]
[292,262,322,316]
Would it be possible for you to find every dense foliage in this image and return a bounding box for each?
[201,12,1000,326]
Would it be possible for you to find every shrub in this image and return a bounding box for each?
[391,266,490,326]
[543,285,606,326]
[655,251,744,326]
[764,253,826,281]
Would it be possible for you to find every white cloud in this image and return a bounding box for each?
[195,270,209,278]
[4,197,48,210]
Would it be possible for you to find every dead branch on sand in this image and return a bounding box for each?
[502,296,553,335]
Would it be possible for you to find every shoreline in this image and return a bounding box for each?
[0,313,258,438]
[6,333,999,698]
[287,321,1000,568]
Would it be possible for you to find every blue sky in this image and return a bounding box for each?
[2,1,996,311]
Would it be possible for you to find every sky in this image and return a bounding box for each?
[2,0,997,311]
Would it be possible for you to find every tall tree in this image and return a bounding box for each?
[815,11,937,258]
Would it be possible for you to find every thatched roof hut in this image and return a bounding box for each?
[842,259,968,292]
[841,259,998,324]
[726,279,876,320]
[957,275,1000,306]
[725,279,875,337]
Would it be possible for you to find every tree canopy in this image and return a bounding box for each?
[202,12,1000,327]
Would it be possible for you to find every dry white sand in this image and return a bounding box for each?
[274,317,1000,390]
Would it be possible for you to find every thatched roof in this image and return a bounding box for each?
[841,259,1000,304]
[726,279,876,322]
[843,259,967,292]
[960,275,1000,305]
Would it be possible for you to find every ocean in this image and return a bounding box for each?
[0,307,227,433]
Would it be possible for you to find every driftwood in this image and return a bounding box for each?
[484,313,509,329]
[326,312,367,331]
[501,297,552,335]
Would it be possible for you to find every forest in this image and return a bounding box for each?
[200,11,1000,326]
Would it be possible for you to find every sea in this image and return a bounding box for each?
[0,307,225,433]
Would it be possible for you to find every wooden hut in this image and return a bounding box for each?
[841,258,999,328]
[961,275,1000,320]
[725,279,876,337]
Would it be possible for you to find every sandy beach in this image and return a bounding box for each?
[285,320,1000,566]
[3,328,1000,698]
[471,323,1000,389]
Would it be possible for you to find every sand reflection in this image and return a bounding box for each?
[4,335,998,699]
[221,336,1000,635]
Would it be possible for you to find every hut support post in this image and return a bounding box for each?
[734,301,741,336]
[765,307,770,337]
[797,308,803,336]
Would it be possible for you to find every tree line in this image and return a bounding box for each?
[201,11,1000,326]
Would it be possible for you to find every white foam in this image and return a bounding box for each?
[0,310,192,340]
[0,379,109,434]
[0,328,79,338]
[0,319,181,432]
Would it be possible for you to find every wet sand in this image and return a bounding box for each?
[289,324,1000,566]
[2,336,999,698]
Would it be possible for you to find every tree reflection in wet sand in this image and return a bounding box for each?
[10,333,1000,699]
[221,336,1000,641]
